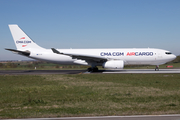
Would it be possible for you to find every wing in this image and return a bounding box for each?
[51,48,108,62]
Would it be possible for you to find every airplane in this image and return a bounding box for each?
[5,24,176,72]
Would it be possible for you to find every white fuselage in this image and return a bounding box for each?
[28,48,176,66]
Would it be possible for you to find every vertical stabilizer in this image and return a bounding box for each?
[9,24,44,50]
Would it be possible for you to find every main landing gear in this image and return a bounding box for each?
[87,67,99,72]
[155,65,159,71]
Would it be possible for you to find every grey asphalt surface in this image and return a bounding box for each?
[0,69,180,75]
[5,115,180,120]
[0,70,86,75]
[103,69,180,74]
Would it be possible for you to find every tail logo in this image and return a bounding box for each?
[20,37,25,39]
[16,37,31,47]
[16,37,31,44]
[22,45,27,47]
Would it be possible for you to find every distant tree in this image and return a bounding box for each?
[40,65,44,68]
[11,63,17,68]
[55,65,59,68]
[5,62,17,68]
[27,64,33,68]
[33,61,39,65]
[172,56,180,63]
[0,63,4,68]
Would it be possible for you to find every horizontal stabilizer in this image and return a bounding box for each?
[5,48,30,56]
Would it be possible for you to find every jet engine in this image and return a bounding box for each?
[102,60,124,69]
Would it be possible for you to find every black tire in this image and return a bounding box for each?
[87,67,92,72]
[93,67,99,72]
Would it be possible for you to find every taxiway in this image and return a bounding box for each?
[0,69,180,75]
[6,114,180,120]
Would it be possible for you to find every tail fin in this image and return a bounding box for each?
[8,24,44,50]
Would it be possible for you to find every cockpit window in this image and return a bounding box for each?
[165,52,172,55]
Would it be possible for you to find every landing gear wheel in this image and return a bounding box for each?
[87,67,92,72]
[155,65,159,71]
[87,67,99,72]
[92,67,98,72]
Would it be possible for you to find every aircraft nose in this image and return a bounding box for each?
[172,54,176,60]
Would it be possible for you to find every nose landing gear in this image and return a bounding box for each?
[155,65,159,71]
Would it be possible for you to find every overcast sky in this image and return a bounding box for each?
[0,0,180,60]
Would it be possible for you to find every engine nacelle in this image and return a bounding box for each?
[102,60,124,69]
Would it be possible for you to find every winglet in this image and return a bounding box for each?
[51,48,62,54]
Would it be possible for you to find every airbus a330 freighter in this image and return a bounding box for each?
[6,25,176,72]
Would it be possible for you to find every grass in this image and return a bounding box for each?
[0,64,87,70]
[0,74,180,118]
